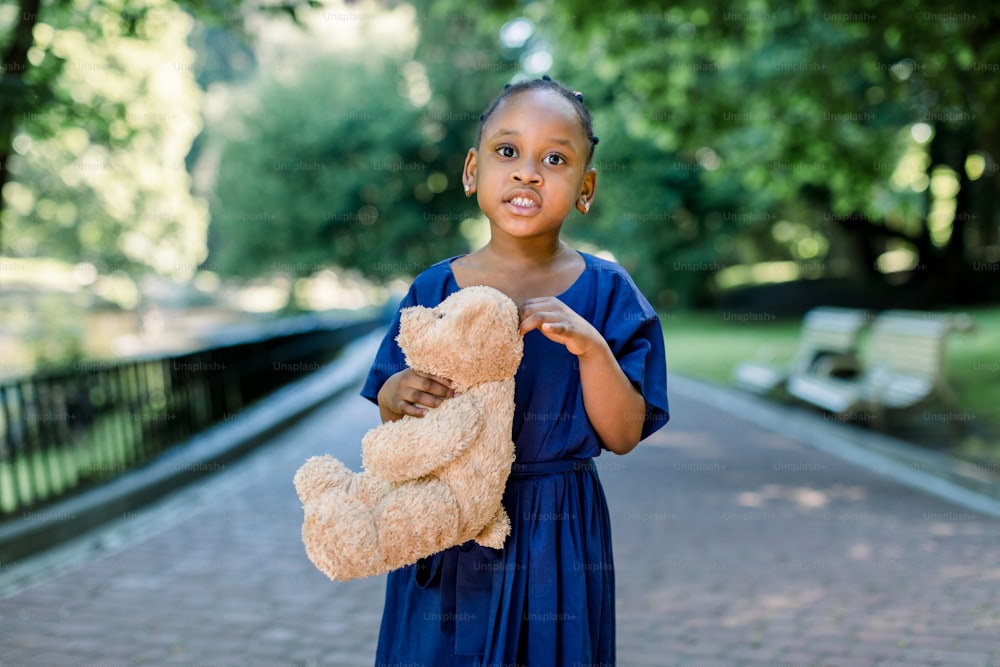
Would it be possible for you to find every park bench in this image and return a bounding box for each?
[786,310,974,425]
[731,307,870,396]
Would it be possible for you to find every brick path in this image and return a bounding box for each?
[1,388,998,667]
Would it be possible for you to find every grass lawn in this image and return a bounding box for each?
[662,306,1000,464]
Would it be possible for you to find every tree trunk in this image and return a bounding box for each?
[927,124,978,303]
[0,0,42,250]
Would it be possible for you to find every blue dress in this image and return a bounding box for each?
[360,251,669,667]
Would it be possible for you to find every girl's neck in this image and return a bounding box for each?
[482,234,569,269]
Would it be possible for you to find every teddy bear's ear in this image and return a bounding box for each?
[458,298,489,318]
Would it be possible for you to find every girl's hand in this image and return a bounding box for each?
[378,368,455,419]
[518,297,603,357]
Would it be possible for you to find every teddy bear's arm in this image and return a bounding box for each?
[362,393,485,482]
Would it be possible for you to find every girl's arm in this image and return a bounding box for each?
[575,341,645,454]
[519,298,646,455]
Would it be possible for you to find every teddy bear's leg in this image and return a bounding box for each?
[374,478,461,572]
[473,505,511,549]
[293,455,355,504]
[301,490,384,581]
[349,470,392,509]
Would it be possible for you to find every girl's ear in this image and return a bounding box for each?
[462,148,478,197]
[576,167,597,215]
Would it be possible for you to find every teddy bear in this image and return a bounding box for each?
[293,285,524,581]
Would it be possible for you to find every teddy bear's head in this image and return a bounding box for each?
[396,286,522,391]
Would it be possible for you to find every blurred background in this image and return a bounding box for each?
[1,0,998,507]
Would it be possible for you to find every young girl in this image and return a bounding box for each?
[360,75,669,667]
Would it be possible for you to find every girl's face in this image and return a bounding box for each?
[463,89,596,242]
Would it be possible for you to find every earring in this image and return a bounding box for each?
[464,185,473,197]
[583,201,590,212]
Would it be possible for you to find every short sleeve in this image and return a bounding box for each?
[602,277,670,441]
[359,286,418,405]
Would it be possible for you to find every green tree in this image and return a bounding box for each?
[546,0,1000,304]
[0,0,317,265]
[1,1,209,275]
[406,0,1000,305]
[207,6,525,286]
[207,55,471,283]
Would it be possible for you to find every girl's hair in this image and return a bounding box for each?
[476,75,600,165]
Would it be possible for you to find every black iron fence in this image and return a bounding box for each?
[0,315,384,520]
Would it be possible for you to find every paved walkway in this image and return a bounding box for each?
[1,387,999,667]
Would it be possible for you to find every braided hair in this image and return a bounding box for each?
[476,75,600,165]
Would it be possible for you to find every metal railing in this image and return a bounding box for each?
[0,315,384,520]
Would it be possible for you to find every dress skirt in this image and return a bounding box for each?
[374,459,615,667]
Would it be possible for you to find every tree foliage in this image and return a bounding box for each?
[1,0,210,275]
[208,55,467,281]
[207,5,523,283]
[350,0,998,307]
[0,0,309,273]
[545,0,1000,303]
[7,0,997,310]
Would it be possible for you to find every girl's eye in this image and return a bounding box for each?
[497,146,516,158]
[544,154,566,166]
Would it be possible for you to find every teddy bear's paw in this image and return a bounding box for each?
[293,455,354,504]
[302,493,383,581]
[473,506,511,549]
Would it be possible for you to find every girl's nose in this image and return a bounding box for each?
[511,159,542,185]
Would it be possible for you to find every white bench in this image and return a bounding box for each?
[732,307,869,396]
[787,310,974,424]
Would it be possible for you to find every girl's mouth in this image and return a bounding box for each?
[504,192,541,215]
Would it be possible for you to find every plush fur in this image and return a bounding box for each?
[293,286,524,581]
